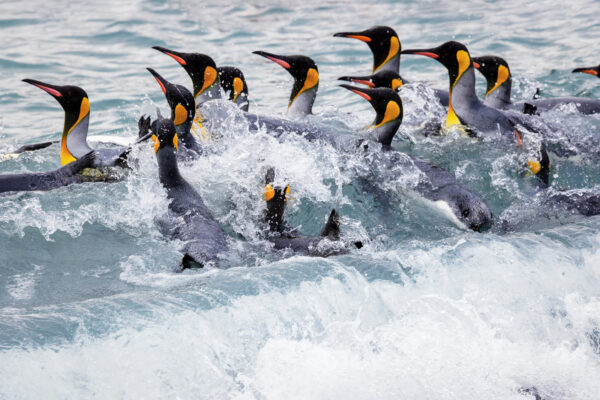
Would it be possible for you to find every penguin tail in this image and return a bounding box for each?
[320,209,340,240]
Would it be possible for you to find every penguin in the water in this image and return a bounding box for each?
[151,117,228,270]
[338,85,493,231]
[473,55,600,114]
[401,42,527,141]
[263,167,361,255]
[22,79,137,168]
[146,68,203,156]
[0,150,98,194]
[338,70,404,91]
[334,26,450,106]
[253,51,319,118]
[572,64,600,78]
[217,66,249,111]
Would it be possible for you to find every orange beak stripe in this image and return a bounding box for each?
[153,76,166,94]
[351,79,375,87]
[514,129,523,148]
[583,69,599,76]
[351,89,371,101]
[33,83,62,97]
[473,62,481,69]
[346,35,371,42]
[413,51,439,59]
[165,52,187,66]
[264,56,291,69]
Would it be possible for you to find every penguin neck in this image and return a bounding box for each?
[176,121,197,150]
[235,93,249,112]
[194,83,221,106]
[370,120,400,146]
[446,67,478,127]
[484,78,512,108]
[157,148,185,189]
[375,56,400,74]
[61,114,93,165]
[265,196,286,232]
[287,88,316,118]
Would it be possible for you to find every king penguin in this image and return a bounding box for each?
[473,55,600,114]
[253,51,319,118]
[263,167,361,255]
[151,117,228,270]
[338,70,404,91]
[22,79,139,168]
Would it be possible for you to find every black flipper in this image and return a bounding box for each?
[319,209,340,240]
[523,103,538,116]
[138,115,152,139]
[9,141,57,154]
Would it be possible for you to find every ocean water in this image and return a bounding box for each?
[1,0,600,398]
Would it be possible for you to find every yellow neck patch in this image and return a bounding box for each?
[199,66,217,96]
[375,101,401,128]
[486,64,510,96]
[232,77,244,102]
[61,97,90,166]
[264,185,275,202]
[391,78,403,90]
[152,134,160,153]
[446,50,471,128]
[152,133,178,153]
[173,103,188,125]
[290,68,319,106]
[528,159,541,175]
[374,36,400,72]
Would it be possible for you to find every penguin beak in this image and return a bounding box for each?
[152,46,188,66]
[338,76,376,87]
[472,61,481,69]
[22,79,64,98]
[572,67,599,76]
[147,68,169,95]
[253,51,291,69]
[339,84,373,102]
[333,31,372,42]
[401,48,440,59]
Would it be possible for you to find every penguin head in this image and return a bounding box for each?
[472,55,512,97]
[434,185,493,232]
[402,41,473,88]
[334,26,401,73]
[340,85,403,146]
[338,70,404,91]
[151,118,179,154]
[572,64,600,78]
[23,79,90,130]
[264,167,290,232]
[147,68,196,129]
[217,66,249,108]
[23,79,91,165]
[253,51,319,110]
[152,46,219,99]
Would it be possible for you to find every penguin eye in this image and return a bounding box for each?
[462,209,470,218]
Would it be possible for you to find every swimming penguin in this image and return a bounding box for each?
[22,79,135,168]
[146,68,202,156]
[339,85,493,231]
[338,70,404,91]
[0,151,98,193]
[473,55,600,114]
[263,167,361,255]
[151,117,228,269]
[334,26,449,106]
[401,41,528,141]
[253,51,319,118]
[217,66,249,111]
[573,64,600,78]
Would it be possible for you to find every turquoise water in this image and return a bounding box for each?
[1,0,600,398]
